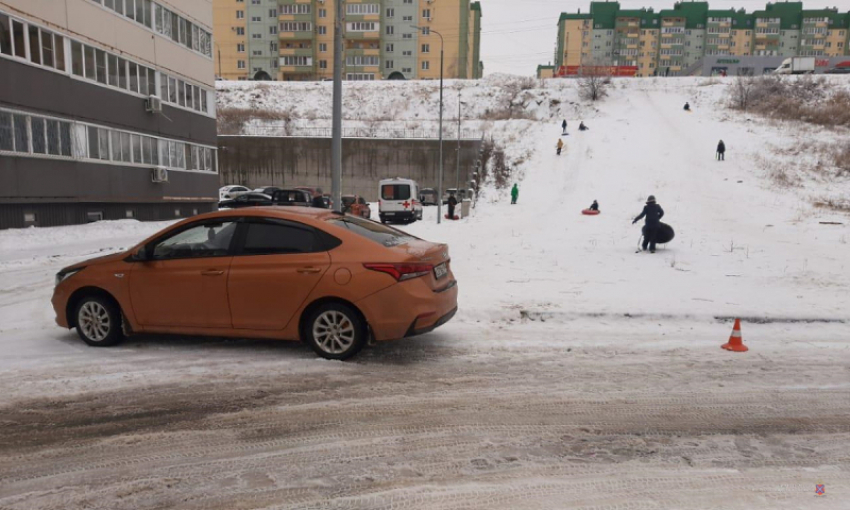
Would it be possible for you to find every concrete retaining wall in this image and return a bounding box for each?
[217,136,483,202]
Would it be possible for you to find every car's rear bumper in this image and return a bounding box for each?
[380,211,416,221]
[356,278,458,342]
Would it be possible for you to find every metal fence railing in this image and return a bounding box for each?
[236,124,483,140]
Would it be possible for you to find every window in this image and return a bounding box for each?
[347,4,379,15]
[240,221,319,255]
[319,60,327,69]
[386,25,394,35]
[421,44,430,53]
[385,60,393,69]
[386,8,394,18]
[11,19,24,58]
[251,16,261,22]
[346,56,378,66]
[318,26,327,35]
[252,33,262,39]
[236,10,244,19]
[421,27,430,35]
[0,13,11,56]
[422,9,431,19]
[348,22,377,32]
[327,216,414,248]
[236,26,245,35]
[238,60,246,69]
[319,9,327,18]
[403,33,412,39]
[152,221,237,260]
[268,9,277,17]
[280,4,311,15]
[237,43,245,52]
[346,73,375,81]
[252,50,262,56]
[386,43,394,52]
[319,43,327,52]
[269,26,277,35]
[422,61,429,70]
[280,22,312,32]
[282,56,312,66]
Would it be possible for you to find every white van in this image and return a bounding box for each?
[378,178,423,224]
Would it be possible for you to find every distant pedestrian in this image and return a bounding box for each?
[579,121,589,131]
[556,138,564,156]
[511,184,519,205]
[632,195,665,253]
[589,200,599,211]
[716,140,726,161]
[683,102,691,112]
[447,192,458,219]
[311,188,326,208]
[561,119,568,135]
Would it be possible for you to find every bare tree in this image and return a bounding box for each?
[577,60,612,102]
[730,76,754,110]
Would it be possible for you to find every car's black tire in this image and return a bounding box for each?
[74,295,124,347]
[304,302,367,360]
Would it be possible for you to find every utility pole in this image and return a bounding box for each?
[456,90,461,194]
[410,26,444,224]
[331,0,344,212]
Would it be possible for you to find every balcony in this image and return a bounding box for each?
[279,47,313,57]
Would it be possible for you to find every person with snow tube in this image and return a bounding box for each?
[556,138,564,156]
[589,200,599,212]
[632,195,664,253]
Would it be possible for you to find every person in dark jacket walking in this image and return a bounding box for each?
[632,195,665,253]
[447,192,458,219]
[311,188,327,208]
[561,119,567,135]
[716,140,726,161]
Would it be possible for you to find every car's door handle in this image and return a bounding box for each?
[201,269,225,276]
[297,267,322,274]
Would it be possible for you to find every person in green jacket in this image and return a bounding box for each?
[511,184,519,205]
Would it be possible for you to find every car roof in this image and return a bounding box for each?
[200,207,339,222]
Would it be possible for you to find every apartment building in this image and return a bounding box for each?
[545,1,850,78]
[0,0,218,229]
[214,0,483,81]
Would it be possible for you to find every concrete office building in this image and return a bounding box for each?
[542,1,850,78]
[213,0,483,81]
[0,0,218,228]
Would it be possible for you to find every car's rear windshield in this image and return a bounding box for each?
[381,184,411,201]
[326,216,416,247]
[341,196,356,206]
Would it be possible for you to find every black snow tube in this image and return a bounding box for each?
[643,222,675,244]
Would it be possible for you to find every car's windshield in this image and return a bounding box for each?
[326,216,416,247]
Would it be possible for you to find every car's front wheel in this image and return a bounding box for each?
[75,295,124,347]
[305,303,367,360]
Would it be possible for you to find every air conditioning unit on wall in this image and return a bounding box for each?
[145,95,162,114]
[151,167,169,183]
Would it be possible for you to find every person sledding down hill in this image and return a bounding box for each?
[632,195,664,253]
[556,138,564,156]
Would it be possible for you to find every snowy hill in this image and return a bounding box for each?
[218,75,850,323]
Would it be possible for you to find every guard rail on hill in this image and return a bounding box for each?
[236,125,483,140]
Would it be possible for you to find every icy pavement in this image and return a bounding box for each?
[1,77,850,509]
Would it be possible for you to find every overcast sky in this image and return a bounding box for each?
[479,0,843,76]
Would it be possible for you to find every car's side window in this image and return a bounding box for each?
[239,220,319,256]
[151,221,238,260]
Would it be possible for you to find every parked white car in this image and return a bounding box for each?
[378,178,423,224]
[219,185,250,201]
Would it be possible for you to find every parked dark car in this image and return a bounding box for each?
[824,66,850,74]
[218,192,273,209]
[271,189,312,207]
[342,195,372,218]
[254,186,283,195]
[420,188,438,206]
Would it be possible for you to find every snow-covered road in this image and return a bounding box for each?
[1,77,849,509]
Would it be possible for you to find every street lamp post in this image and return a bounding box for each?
[456,91,464,195]
[412,25,444,224]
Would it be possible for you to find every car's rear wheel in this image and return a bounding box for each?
[306,303,366,360]
[75,295,124,347]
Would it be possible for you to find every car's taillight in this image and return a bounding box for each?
[364,263,433,282]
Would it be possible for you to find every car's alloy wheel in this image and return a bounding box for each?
[307,304,366,360]
[75,296,123,347]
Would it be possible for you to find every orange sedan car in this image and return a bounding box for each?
[51,208,458,360]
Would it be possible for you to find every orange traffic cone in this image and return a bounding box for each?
[722,319,748,352]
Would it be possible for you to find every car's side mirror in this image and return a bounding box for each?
[130,245,150,262]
